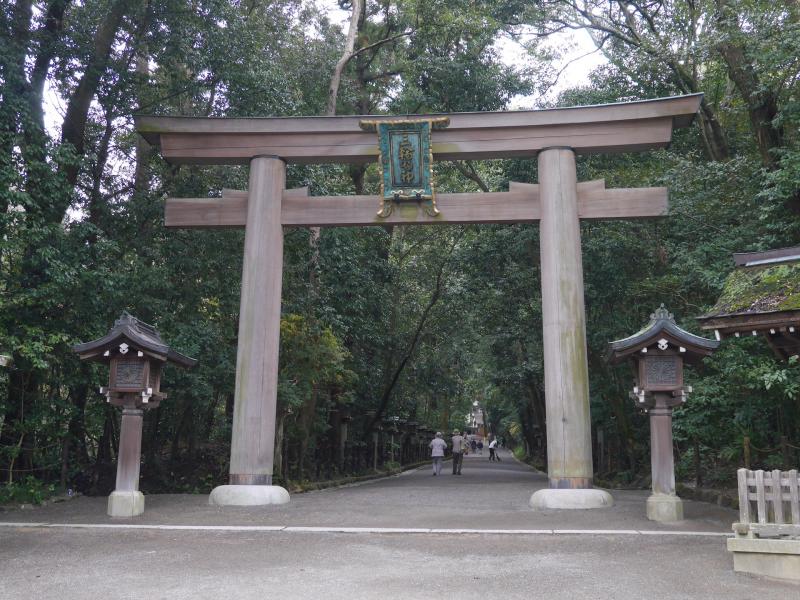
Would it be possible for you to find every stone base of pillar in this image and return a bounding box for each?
[107,490,145,517]
[209,484,290,506]
[529,488,614,510]
[646,493,683,522]
[728,538,800,582]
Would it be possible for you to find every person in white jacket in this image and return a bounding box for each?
[488,437,501,462]
[429,432,447,476]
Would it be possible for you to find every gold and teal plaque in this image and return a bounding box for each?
[360,117,449,217]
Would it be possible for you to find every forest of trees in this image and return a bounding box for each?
[1,0,799,502]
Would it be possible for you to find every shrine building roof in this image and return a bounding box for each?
[697,246,800,359]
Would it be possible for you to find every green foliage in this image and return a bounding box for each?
[0,477,56,506]
[1,0,799,496]
[279,313,354,412]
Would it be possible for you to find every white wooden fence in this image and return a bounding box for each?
[734,468,800,538]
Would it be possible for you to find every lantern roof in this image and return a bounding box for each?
[608,305,719,364]
[73,312,197,367]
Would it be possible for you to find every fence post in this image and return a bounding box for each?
[771,469,784,524]
[737,468,751,526]
[789,470,800,525]
[755,469,767,524]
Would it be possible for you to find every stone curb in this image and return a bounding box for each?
[0,522,732,537]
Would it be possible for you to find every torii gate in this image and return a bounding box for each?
[136,93,702,509]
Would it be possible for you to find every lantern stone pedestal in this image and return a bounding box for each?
[645,400,683,522]
[107,407,146,517]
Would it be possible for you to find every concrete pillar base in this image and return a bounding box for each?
[529,488,614,510]
[728,538,800,582]
[107,490,145,518]
[209,484,290,506]
[646,493,683,522]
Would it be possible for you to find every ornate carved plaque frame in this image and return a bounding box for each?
[639,353,684,391]
[360,117,449,218]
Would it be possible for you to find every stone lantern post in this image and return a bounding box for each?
[73,313,196,517]
[608,305,718,522]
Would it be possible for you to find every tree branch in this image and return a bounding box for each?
[450,161,490,192]
[365,233,463,434]
[326,0,364,116]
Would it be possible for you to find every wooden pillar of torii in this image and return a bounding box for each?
[136,94,702,508]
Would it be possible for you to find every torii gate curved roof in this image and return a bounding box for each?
[135,94,702,165]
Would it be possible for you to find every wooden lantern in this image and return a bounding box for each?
[608,305,719,522]
[73,312,196,517]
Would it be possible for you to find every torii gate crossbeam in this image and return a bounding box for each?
[135,94,702,509]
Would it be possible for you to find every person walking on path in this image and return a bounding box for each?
[451,430,465,475]
[470,439,477,454]
[429,432,446,476]
[488,437,501,462]
[477,440,483,455]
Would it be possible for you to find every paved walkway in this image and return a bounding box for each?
[1,451,796,599]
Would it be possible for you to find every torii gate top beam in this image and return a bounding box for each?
[135,94,702,166]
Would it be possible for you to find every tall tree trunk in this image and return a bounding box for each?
[145,406,161,469]
[717,44,783,167]
[203,393,222,440]
[326,0,364,115]
[365,237,456,433]
[133,47,152,194]
[604,392,637,474]
[60,0,138,195]
[91,407,116,494]
[696,99,731,162]
[714,0,783,169]
[273,410,287,480]
[296,382,321,480]
[26,0,72,147]
[62,374,91,490]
